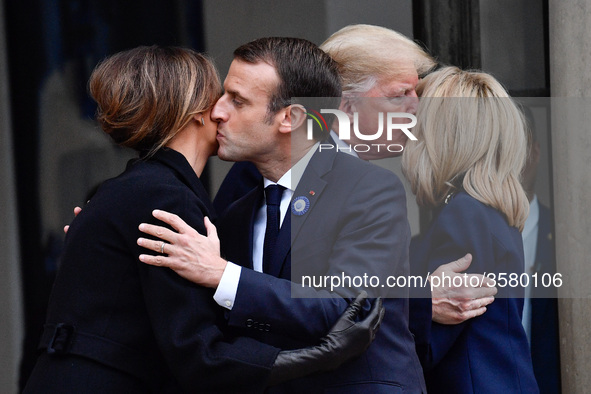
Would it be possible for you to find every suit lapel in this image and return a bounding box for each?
[268,145,338,278]
[290,145,336,245]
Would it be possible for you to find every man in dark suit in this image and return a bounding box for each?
[521,109,561,393]
[213,25,498,328]
[139,36,427,392]
[139,28,504,391]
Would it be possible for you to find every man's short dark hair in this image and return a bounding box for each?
[233,37,341,131]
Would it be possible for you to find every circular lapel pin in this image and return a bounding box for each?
[291,196,310,216]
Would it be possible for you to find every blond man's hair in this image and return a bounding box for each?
[402,66,529,230]
[320,24,436,94]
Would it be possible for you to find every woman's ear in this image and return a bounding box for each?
[193,113,205,126]
[278,104,306,134]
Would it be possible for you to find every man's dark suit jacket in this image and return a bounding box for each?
[410,192,539,393]
[217,144,426,393]
[530,203,561,393]
[24,149,279,393]
[214,161,261,216]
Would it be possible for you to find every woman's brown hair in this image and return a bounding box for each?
[89,46,222,156]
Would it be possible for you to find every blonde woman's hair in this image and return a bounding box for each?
[402,66,529,230]
[89,46,222,157]
[320,24,436,94]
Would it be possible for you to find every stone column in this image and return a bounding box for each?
[549,0,591,392]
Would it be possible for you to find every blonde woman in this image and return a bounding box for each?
[402,67,539,393]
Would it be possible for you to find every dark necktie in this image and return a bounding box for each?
[263,184,285,273]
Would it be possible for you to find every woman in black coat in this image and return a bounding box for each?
[23,46,381,393]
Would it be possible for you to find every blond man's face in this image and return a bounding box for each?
[345,70,419,160]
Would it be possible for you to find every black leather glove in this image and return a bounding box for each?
[266,291,385,387]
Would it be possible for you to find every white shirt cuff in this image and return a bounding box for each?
[213,261,241,310]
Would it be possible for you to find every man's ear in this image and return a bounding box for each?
[278,104,306,134]
[338,96,356,123]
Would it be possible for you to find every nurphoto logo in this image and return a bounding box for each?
[306,109,417,154]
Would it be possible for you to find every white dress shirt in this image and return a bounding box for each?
[213,143,318,309]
